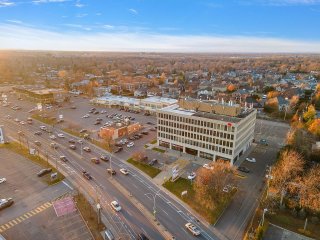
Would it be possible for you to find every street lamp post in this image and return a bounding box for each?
[261,208,268,226]
[146,189,161,219]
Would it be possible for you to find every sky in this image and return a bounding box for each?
[0,0,320,52]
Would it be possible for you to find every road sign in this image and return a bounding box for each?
[37,103,42,111]
[0,126,4,144]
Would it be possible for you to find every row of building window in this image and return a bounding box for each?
[158,132,233,155]
[158,126,234,146]
[158,113,235,132]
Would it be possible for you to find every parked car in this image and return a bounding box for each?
[141,131,149,135]
[120,168,129,175]
[0,198,14,210]
[187,172,196,180]
[245,157,256,163]
[127,142,134,148]
[107,168,116,175]
[68,139,76,144]
[79,129,87,133]
[260,139,268,146]
[34,141,41,146]
[82,170,92,180]
[110,201,121,211]
[185,222,201,236]
[91,158,100,164]
[37,168,52,177]
[203,164,213,170]
[238,166,250,173]
[148,159,157,166]
[0,178,7,184]
[40,126,47,131]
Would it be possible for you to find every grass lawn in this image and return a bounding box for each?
[75,193,104,240]
[163,177,236,224]
[267,211,320,239]
[0,142,64,185]
[152,147,165,153]
[31,114,55,125]
[150,139,157,144]
[127,158,161,178]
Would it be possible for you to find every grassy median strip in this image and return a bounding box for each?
[62,128,83,138]
[150,139,157,144]
[127,158,161,178]
[31,114,55,125]
[0,142,64,185]
[163,177,236,224]
[74,193,104,240]
[152,147,165,153]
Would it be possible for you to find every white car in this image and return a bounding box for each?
[57,133,65,138]
[185,222,201,236]
[120,168,129,175]
[20,121,26,125]
[40,126,47,131]
[111,201,121,211]
[0,178,7,184]
[126,142,134,148]
[14,118,19,122]
[203,164,213,170]
[187,172,196,180]
[49,135,56,140]
[82,114,90,118]
[246,157,256,163]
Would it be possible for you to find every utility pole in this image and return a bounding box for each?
[261,208,268,226]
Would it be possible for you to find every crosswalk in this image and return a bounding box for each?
[0,202,52,233]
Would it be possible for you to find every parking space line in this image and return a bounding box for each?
[0,201,52,233]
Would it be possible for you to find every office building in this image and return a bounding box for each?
[157,98,256,165]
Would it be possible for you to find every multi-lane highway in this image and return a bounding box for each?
[1,96,225,240]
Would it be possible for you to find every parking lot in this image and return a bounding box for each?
[44,97,158,158]
[0,149,92,240]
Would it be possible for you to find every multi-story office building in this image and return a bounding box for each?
[157,98,256,165]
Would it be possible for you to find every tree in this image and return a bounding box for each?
[193,160,237,211]
[299,165,320,212]
[271,150,304,198]
[267,91,279,99]
[303,105,316,124]
[226,84,236,92]
[308,119,320,137]
[132,151,147,163]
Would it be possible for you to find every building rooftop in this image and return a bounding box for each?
[160,103,255,124]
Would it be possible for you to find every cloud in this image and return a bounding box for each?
[0,24,320,53]
[32,0,69,4]
[75,0,84,8]
[103,25,115,30]
[129,8,138,14]
[76,13,88,18]
[6,20,23,24]
[96,13,102,16]
[0,1,15,7]
[63,23,91,31]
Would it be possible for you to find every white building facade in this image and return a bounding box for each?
[157,99,256,165]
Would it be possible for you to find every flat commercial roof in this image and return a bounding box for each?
[160,104,255,123]
[95,94,177,105]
